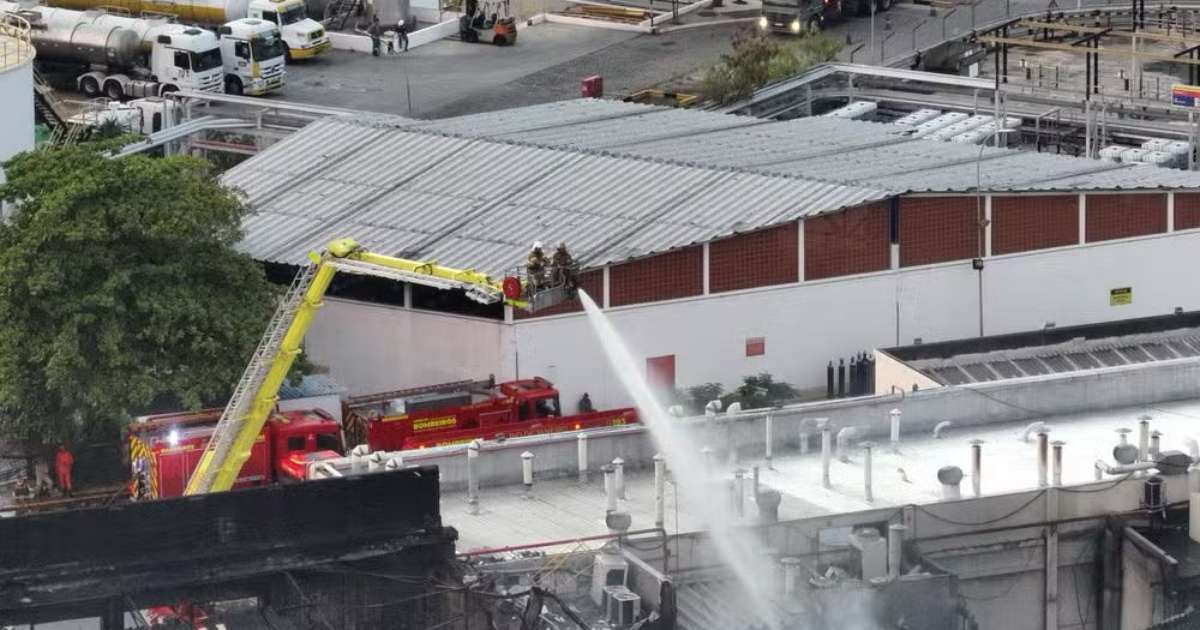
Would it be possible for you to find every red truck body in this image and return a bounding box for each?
[129,377,637,498]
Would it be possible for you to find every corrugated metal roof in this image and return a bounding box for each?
[226,114,884,273]
[225,99,1200,274]
[419,100,1200,193]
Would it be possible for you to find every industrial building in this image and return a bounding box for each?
[225,98,1200,410]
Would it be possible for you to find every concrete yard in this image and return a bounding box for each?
[444,397,1200,551]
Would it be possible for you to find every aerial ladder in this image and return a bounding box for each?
[184,238,577,495]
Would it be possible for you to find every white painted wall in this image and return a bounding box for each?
[303,297,505,396]
[509,230,1200,411]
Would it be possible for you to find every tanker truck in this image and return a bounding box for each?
[2,2,224,99]
[44,0,328,60]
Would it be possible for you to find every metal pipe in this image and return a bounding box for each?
[932,421,952,439]
[1151,431,1162,460]
[613,457,626,499]
[889,408,901,451]
[578,432,589,484]
[970,439,983,497]
[821,424,832,489]
[1139,415,1152,461]
[522,451,534,497]
[1021,421,1047,443]
[752,465,760,498]
[765,412,774,469]
[888,524,906,580]
[1095,459,1157,476]
[602,464,617,513]
[1052,441,1064,487]
[836,427,858,462]
[781,557,802,595]
[733,469,746,518]
[653,454,665,528]
[701,446,715,471]
[467,439,480,515]
[799,430,810,455]
[1037,431,1050,488]
[862,442,874,503]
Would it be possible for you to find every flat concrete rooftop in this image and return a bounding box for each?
[445,397,1200,551]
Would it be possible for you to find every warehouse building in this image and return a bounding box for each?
[223,99,1200,408]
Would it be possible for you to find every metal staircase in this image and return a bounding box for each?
[186,263,317,494]
[32,69,74,144]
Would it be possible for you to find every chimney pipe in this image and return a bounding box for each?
[521,451,534,498]
[733,469,746,518]
[1151,431,1162,460]
[1052,441,1064,487]
[889,408,901,452]
[836,427,858,462]
[932,421,952,439]
[938,466,963,500]
[577,432,589,485]
[781,557,802,595]
[1037,430,1050,488]
[653,454,666,528]
[799,429,810,455]
[765,412,775,469]
[970,439,983,497]
[888,524,907,580]
[613,457,626,499]
[821,423,832,489]
[862,442,875,503]
[467,439,481,515]
[752,465,760,498]
[602,464,617,513]
[1139,415,1152,462]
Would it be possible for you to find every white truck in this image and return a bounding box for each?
[66,96,179,135]
[45,0,329,60]
[217,17,285,95]
[1,2,224,98]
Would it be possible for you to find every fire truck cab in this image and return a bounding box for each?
[130,408,343,498]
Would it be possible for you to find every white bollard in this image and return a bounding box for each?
[613,457,626,500]
[653,454,666,528]
[521,451,534,499]
[765,413,775,469]
[578,432,589,485]
[889,408,901,452]
[467,439,480,515]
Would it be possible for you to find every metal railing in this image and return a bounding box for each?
[0,13,33,70]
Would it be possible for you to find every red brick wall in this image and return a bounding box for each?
[803,202,891,280]
[899,197,979,267]
[610,246,704,307]
[709,223,799,293]
[1175,192,1200,231]
[515,269,602,319]
[991,195,1079,255]
[1085,194,1167,242]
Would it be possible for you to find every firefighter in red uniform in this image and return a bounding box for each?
[55,445,74,497]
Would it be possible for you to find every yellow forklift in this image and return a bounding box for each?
[459,0,517,44]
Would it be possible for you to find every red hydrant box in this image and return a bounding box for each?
[581,75,603,98]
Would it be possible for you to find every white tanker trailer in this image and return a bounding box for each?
[2,1,224,98]
[44,0,328,60]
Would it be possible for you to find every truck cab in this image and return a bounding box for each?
[268,410,343,482]
[147,28,224,93]
[218,18,286,95]
[247,0,330,60]
[758,0,839,34]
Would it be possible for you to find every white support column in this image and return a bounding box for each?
[602,266,611,309]
[403,283,413,309]
[1078,194,1087,244]
[702,242,711,294]
[796,219,805,282]
[889,243,900,270]
[504,304,514,324]
[1168,192,1176,232]
[983,194,993,257]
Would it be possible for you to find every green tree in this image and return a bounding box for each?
[0,142,281,448]
[721,372,798,410]
[701,30,843,105]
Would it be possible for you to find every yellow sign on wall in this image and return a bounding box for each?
[1110,287,1132,306]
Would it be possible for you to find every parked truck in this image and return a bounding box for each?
[217,17,286,94]
[2,1,224,98]
[128,377,637,499]
[759,0,892,34]
[43,0,329,59]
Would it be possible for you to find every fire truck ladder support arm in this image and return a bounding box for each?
[183,238,534,496]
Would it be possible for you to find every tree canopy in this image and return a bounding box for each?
[0,142,279,447]
[701,30,843,105]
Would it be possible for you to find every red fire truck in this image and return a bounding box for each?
[129,377,636,499]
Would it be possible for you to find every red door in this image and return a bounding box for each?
[646,355,676,391]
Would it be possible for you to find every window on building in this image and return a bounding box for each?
[746,337,765,357]
[646,355,676,391]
